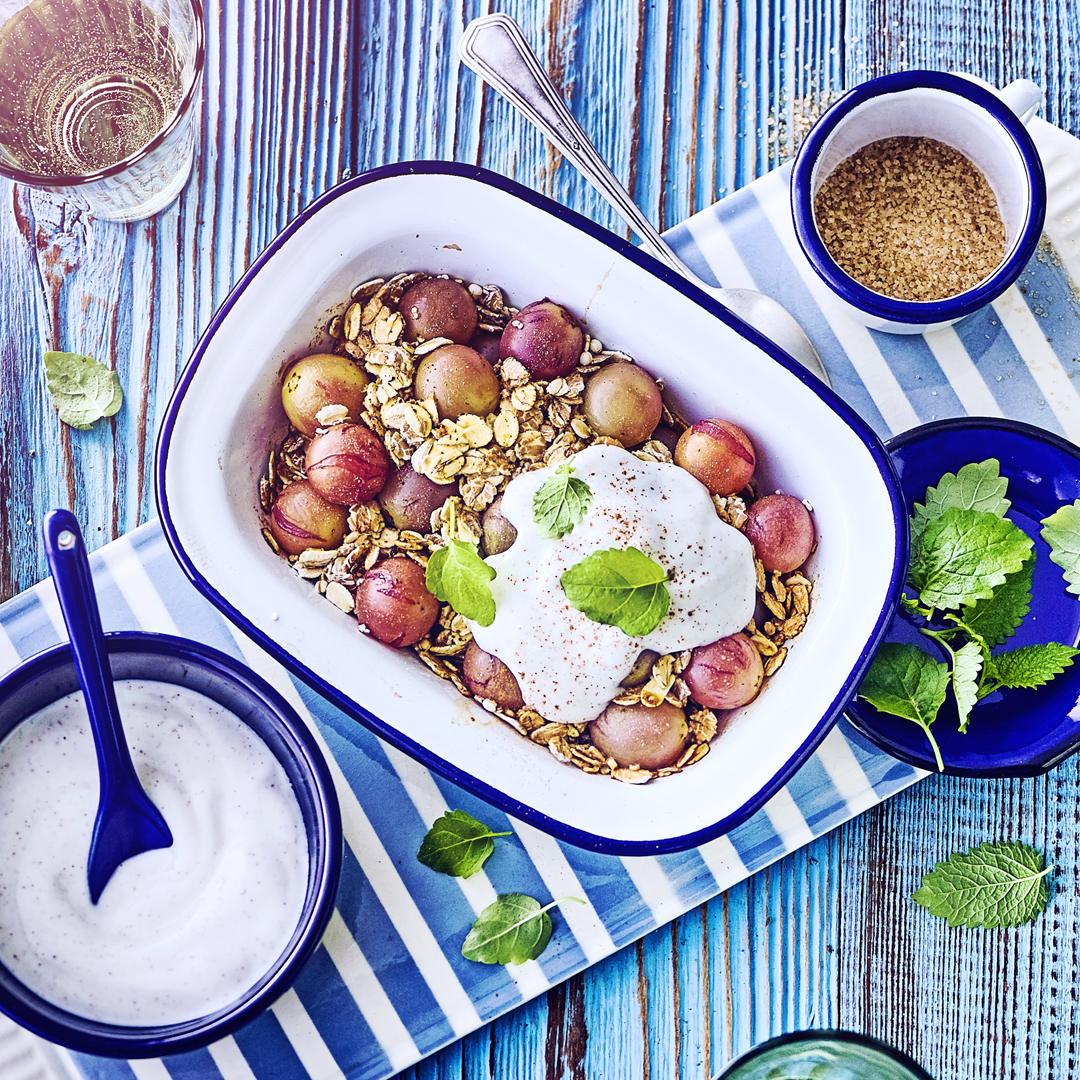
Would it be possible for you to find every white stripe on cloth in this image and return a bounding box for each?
[921,325,1005,417]
[269,989,346,1080]
[761,785,815,853]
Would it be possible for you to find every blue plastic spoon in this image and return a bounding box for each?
[43,509,173,904]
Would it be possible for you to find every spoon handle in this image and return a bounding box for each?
[458,13,690,278]
[42,510,137,794]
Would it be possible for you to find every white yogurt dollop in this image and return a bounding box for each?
[0,680,308,1026]
[471,444,756,725]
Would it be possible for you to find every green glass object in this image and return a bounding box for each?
[715,1031,934,1080]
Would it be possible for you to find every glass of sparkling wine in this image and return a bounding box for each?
[0,0,203,221]
[714,1031,935,1080]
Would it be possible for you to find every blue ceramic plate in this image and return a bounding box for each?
[846,417,1080,777]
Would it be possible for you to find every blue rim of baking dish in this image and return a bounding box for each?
[0,631,342,1057]
[154,159,907,856]
[790,70,1047,326]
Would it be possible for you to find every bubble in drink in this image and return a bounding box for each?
[0,0,184,178]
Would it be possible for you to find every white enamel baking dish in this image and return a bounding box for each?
[156,162,905,854]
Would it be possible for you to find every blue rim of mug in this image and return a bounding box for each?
[0,0,205,189]
[714,1029,935,1079]
[790,70,1047,326]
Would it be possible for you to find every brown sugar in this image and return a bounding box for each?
[813,135,1007,302]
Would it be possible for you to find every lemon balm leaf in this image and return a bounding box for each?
[560,547,670,637]
[983,643,1080,691]
[913,841,1053,928]
[960,555,1034,649]
[1041,500,1080,595]
[533,462,592,539]
[908,507,1032,611]
[461,893,585,965]
[416,809,511,878]
[426,539,496,626]
[43,351,123,430]
[914,458,1010,524]
[952,640,983,733]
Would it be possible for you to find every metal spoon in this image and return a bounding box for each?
[458,13,830,386]
[43,509,173,904]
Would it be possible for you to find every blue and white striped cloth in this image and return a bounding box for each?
[4,113,1080,1080]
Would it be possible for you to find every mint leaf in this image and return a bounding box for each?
[560,547,670,637]
[462,893,585,965]
[909,507,1033,611]
[952,641,983,733]
[912,841,1053,928]
[426,538,496,626]
[984,643,1080,691]
[1041,501,1080,595]
[960,554,1034,649]
[417,809,511,878]
[857,642,949,769]
[43,351,123,429]
[533,462,592,539]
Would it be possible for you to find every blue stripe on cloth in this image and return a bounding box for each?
[553,844,654,949]
[424,777,591,984]
[332,842,455,1053]
[1015,250,1080,361]
[231,1010,309,1080]
[725,811,785,873]
[953,305,1067,434]
[293,678,526,1022]
[785,754,850,835]
[0,588,60,660]
[69,1056,139,1080]
[158,1049,224,1080]
[834,716,923,797]
[868,330,967,423]
[654,848,724,908]
[288,944,391,1080]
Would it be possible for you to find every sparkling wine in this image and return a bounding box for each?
[0,0,185,178]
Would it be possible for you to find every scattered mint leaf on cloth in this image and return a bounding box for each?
[960,555,1034,649]
[952,641,983,734]
[533,462,592,539]
[417,809,511,878]
[561,547,670,637]
[913,841,1053,928]
[908,507,1033,611]
[857,642,950,770]
[1041,501,1080,595]
[43,351,123,429]
[462,893,585,965]
[426,537,496,626]
[983,643,1080,692]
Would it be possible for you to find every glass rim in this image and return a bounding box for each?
[0,0,205,189]
[714,1029,935,1079]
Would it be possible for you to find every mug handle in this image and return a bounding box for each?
[952,72,1043,126]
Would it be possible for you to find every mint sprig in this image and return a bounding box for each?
[416,809,511,878]
[858,458,1079,770]
[461,893,585,965]
[913,841,1053,928]
[533,462,592,539]
[560,547,670,637]
[43,351,123,429]
[426,503,496,626]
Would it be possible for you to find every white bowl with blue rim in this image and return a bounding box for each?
[790,70,1046,335]
[155,162,905,854]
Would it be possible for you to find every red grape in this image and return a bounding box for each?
[378,464,456,532]
[280,353,369,437]
[674,419,755,496]
[582,362,663,446]
[589,702,689,770]
[743,494,815,573]
[399,278,478,344]
[305,422,390,505]
[684,634,763,709]
[415,344,500,420]
[268,481,348,555]
[462,642,525,710]
[500,299,584,379]
[354,557,439,647]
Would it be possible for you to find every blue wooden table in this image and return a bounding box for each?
[3,1,1080,1077]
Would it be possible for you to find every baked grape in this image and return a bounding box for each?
[674,419,755,496]
[480,495,518,556]
[588,702,689,770]
[378,464,455,532]
[399,278,478,344]
[743,494,815,573]
[415,344,500,420]
[305,422,390,505]
[354,557,439,647]
[500,299,583,379]
[582,362,662,446]
[462,642,525,710]
[280,353,369,437]
[269,481,348,555]
[684,634,763,709]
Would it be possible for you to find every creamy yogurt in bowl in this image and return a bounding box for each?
[0,632,341,1057]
